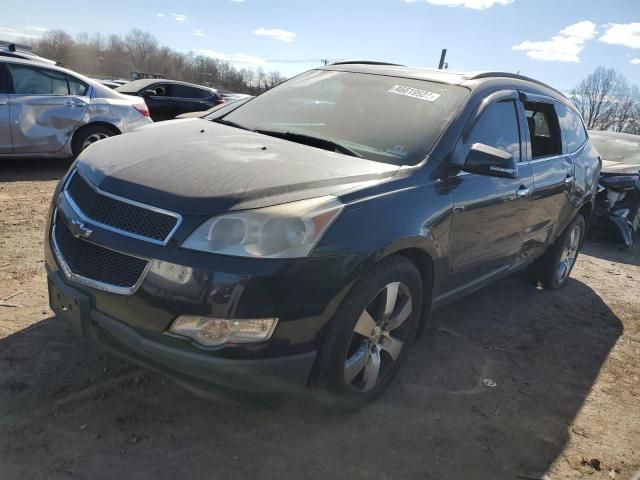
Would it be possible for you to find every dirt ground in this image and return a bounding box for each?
[1,158,638,480]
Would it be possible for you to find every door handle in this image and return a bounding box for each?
[65,101,84,107]
[516,186,531,198]
[0,100,7,105]
[564,175,574,185]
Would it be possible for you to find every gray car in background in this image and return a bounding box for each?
[0,57,152,159]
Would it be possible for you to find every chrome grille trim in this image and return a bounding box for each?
[62,170,182,245]
[51,210,153,295]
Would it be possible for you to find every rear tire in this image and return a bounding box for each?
[310,255,423,410]
[72,125,117,158]
[527,214,586,289]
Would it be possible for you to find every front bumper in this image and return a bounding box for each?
[47,267,317,397]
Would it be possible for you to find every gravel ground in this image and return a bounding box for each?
[1,158,639,480]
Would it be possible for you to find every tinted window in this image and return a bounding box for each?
[524,102,562,159]
[556,104,587,152]
[171,84,210,99]
[224,70,469,165]
[10,65,68,95]
[468,101,521,161]
[68,75,88,96]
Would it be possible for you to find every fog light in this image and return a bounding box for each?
[168,316,278,347]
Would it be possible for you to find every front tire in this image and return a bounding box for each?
[527,214,586,289]
[311,255,423,409]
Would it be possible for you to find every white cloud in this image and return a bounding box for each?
[404,0,513,9]
[512,21,597,62]
[26,26,48,32]
[600,23,640,49]
[253,27,296,42]
[0,26,42,41]
[193,49,228,60]
[171,13,188,22]
[156,13,164,17]
[632,58,640,65]
[193,29,205,37]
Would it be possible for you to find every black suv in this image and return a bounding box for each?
[46,63,600,407]
[115,79,224,121]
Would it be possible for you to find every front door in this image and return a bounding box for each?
[446,99,534,292]
[7,63,88,154]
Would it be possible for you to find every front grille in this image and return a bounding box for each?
[54,217,149,290]
[66,172,178,243]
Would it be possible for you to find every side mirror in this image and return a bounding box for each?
[142,89,156,97]
[462,143,518,179]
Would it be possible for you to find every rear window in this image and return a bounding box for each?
[556,104,587,153]
[68,75,89,96]
[223,70,469,165]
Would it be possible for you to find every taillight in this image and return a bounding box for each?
[133,104,150,118]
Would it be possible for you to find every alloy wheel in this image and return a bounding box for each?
[556,223,581,284]
[344,282,413,392]
[82,132,110,150]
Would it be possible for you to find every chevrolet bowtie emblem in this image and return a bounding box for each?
[70,219,93,239]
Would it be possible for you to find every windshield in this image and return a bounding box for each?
[222,70,469,165]
[591,133,640,165]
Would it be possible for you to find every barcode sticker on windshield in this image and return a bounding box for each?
[388,85,441,102]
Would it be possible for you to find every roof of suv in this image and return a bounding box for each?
[115,78,219,94]
[321,62,568,104]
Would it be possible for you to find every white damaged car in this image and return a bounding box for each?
[0,57,152,159]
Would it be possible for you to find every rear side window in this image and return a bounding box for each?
[172,84,210,99]
[524,102,562,159]
[556,104,587,153]
[68,75,88,96]
[10,64,69,95]
[468,101,521,161]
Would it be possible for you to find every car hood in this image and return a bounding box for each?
[601,160,640,175]
[76,119,400,215]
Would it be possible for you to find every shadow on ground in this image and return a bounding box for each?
[0,158,73,182]
[0,273,622,480]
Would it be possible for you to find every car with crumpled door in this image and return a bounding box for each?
[0,57,152,159]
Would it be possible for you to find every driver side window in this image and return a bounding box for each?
[469,101,521,162]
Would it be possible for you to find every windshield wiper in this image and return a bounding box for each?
[256,130,364,158]
[212,118,255,132]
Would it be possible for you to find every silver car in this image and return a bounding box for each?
[0,58,152,158]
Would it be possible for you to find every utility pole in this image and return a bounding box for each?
[438,49,447,69]
[321,59,329,66]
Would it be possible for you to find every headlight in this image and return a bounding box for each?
[181,196,344,258]
[169,316,278,347]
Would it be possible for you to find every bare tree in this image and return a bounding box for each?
[124,29,158,72]
[36,30,75,65]
[570,67,639,133]
[32,28,285,94]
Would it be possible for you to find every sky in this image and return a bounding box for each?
[1,0,639,91]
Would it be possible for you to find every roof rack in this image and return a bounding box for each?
[329,60,406,67]
[464,71,568,99]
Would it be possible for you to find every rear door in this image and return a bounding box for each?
[7,63,89,154]
[0,62,11,153]
[519,94,574,257]
[446,96,534,291]
[171,84,214,117]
